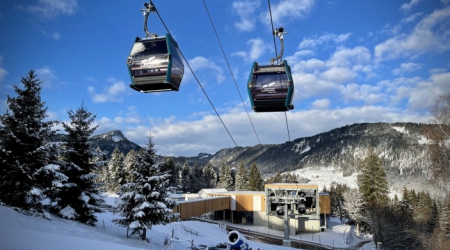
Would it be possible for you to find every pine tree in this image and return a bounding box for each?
[163,157,178,188]
[112,136,179,240]
[357,148,389,206]
[123,149,137,183]
[189,164,204,193]
[91,146,109,191]
[52,103,103,226]
[107,147,125,193]
[180,163,191,193]
[0,70,58,210]
[235,162,249,191]
[248,163,264,191]
[217,163,234,190]
[202,163,217,189]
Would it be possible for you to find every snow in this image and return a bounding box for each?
[392,126,408,134]
[59,205,78,219]
[111,135,123,142]
[300,146,311,154]
[418,135,432,144]
[292,167,359,190]
[0,193,377,250]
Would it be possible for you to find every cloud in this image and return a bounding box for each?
[298,32,352,49]
[88,78,126,103]
[232,38,269,62]
[0,68,7,82]
[375,6,450,61]
[188,57,225,83]
[232,0,261,32]
[36,66,58,88]
[392,62,423,75]
[52,32,60,41]
[408,72,450,110]
[260,0,315,26]
[400,0,423,12]
[311,99,330,109]
[112,105,429,157]
[26,0,78,19]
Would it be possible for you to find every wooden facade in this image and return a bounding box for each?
[319,194,331,214]
[209,192,266,212]
[172,197,230,220]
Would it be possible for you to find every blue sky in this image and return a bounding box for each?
[1,0,449,157]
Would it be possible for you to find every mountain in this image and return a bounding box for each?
[50,123,444,198]
[50,130,142,158]
[171,122,445,198]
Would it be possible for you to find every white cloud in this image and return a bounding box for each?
[232,38,269,62]
[311,99,330,109]
[0,68,7,82]
[375,6,450,61]
[400,0,423,12]
[321,67,357,84]
[298,32,352,49]
[118,105,428,156]
[327,46,371,68]
[392,62,423,75]
[232,0,261,32]
[88,78,126,103]
[36,66,57,88]
[188,57,225,83]
[409,73,450,109]
[401,12,423,24]
[260,0,315,26]
[52,32,60,41]
[27,0,78,19]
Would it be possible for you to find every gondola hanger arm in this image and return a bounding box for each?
[270,27,288,65]
[142,1,157,38]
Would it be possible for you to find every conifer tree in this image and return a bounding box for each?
[52,103,103,226]
[357,148,389,206]
[202,163,217,189]
[235,162,249,191]
[217,163,234,190]
[180,163,191,193]
[0,70,59,210]
[248,163,264,191]
[189,163,203,193]
[113,136,178,240]
[107,147,125,193]
[123,149,137,183]
[163,157,178,188]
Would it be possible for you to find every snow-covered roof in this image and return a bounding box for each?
[198,188,227,194]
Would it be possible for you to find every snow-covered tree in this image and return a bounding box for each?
[217,163,234,191]
[123,149,138,183]
[179,163,191,193]
[357,148,389,206]
[202,163,217,189]
[248,163,264,191]
[113,136,179,240]
[235,162,249,191]
[107,147,125,193]
[52,103,104,226]
[343,188,364,235]
[162,157,178,188]
[0,70,59,211]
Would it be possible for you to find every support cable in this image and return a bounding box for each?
[202,0,261,145]
[151,1,238,147]
[267,0,291,142]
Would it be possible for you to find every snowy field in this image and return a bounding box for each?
[0,194,376,250]
[292,167,359,190]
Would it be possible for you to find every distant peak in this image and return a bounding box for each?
[92,130,127,142]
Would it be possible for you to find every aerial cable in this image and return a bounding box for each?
[267,0,292,142]
[150,0,239,148]
[202,0,261,145]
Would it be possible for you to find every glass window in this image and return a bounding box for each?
[254,73,288,89]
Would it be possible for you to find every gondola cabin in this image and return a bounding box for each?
[127,33,184,93]
[247,60,294,112]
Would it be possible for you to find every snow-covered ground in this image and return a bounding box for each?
[0,194,376,250]
[292,167,359,190]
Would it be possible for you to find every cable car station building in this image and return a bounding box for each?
[172,183,331,234]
